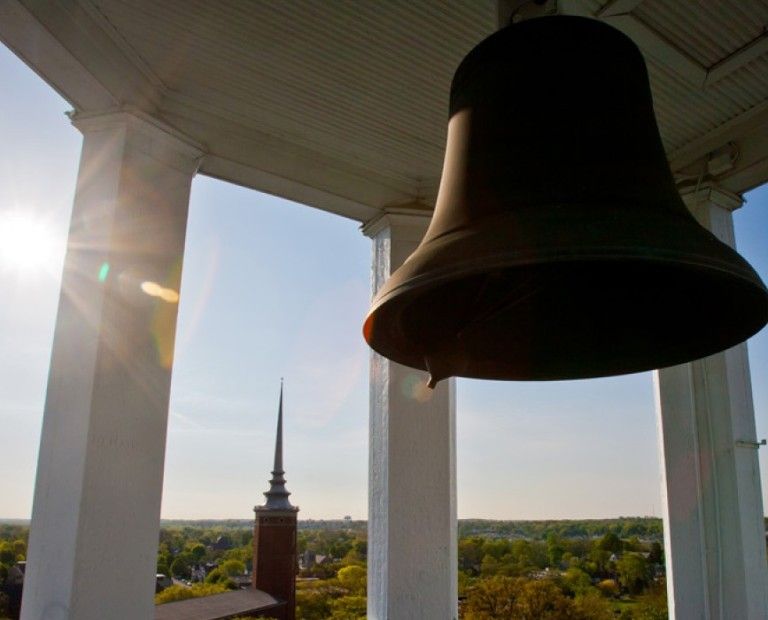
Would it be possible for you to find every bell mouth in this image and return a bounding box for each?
[363,206,768,382]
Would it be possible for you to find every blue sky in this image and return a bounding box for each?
[1,43,767,521]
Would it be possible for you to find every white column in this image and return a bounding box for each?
[364,207,458,620]
[21,111,202,620]
[655,184,768,620]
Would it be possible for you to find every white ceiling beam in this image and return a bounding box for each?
[160,98,417,221]
[722,152,768,196]
[75,0,167,97]
[10,0,163,112]
[201,155,381,223]
[596,0,646,18]
[0,0,116,110]
[669,100,768,169]
[705,31,768,87]
[669,100,768,195]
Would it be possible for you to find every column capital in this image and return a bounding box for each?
[361,202,433,239]
[68,107,205,175]
[680,182,744,212]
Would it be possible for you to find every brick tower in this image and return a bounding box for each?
[253,382,298,620]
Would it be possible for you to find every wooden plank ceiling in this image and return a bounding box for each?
[2,0,768,220]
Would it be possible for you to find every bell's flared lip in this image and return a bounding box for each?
[365,203,767,331]
[368,246,764,327]
[362,207,768,382]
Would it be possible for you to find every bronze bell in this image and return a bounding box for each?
[363,16,768,387]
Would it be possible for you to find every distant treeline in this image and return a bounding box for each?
[157,519,367,532]
[156,517,665,540]
[6,517,768,540]
[459,517,665,541]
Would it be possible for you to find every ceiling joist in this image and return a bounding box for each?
[705,31,768,87]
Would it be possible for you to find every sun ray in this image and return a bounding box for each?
[0,210,58,276]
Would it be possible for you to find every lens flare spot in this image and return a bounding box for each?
[148,260,184,369]
[141,280,179,303]
[400,373,434,403]
[98,262,110,282]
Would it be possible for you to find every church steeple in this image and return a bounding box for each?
[252,380,299,620]
[259,380,297,511]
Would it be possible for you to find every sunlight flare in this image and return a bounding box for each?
[0,210,57,275]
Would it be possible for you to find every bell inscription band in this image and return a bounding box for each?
[363,16,768,388]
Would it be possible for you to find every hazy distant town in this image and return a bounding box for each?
[0,516,715,619]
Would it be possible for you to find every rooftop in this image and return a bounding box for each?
[154,588,280,620]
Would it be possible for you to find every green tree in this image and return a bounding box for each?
[547,534,565,567]
[342,546,365,567]
[483,539,510,561]
[155,582,228,605]
[157,558,170,576]
[458,570,473,598]
[598,532,622,554]
[328,595,367,619]
[352,539,367,558]
[573,592,614,620]
[648,541,663,565]
[586,548,611,577]
[459,538,486,575]
[223,546,249,565]
[480,554,500,576]
[170,555,191,579]
[0,543,15,565]
[616,552,651,594]
[623,536,642,552]
[463,575,520,619]
[596,578,620,598]
[561,567,591,597]
[219,559,246,577]
[203,569,238,589]
[296,586,334,619]
[465,574,619,620]
[12,540,26,559]
[634,582,668,620]
[337,565,366,595]
[205,568,224,583]
[514,579,577,620]
[187,542,206,562]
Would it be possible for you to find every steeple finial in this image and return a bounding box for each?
[258,380,296,512]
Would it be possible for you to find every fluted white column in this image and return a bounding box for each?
[364,207,458,620]
[655,184,768,620]
[21,111,202,620]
